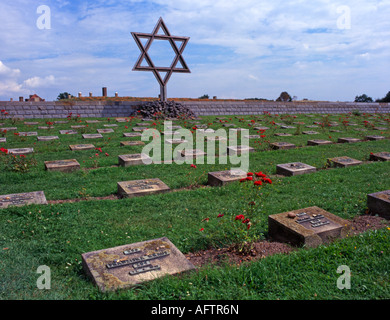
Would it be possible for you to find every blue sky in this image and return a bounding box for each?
[0,0,389,101]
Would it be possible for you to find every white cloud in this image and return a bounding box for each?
[23,75,56,88]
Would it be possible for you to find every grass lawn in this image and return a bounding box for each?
[0,111,389,301]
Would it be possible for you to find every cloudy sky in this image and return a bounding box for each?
[0,0,389,101]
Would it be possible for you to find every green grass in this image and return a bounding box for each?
[0,112,389,300]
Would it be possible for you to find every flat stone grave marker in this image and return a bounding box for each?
[37,136,59,141]
[276,162,316,176]
[120,141,145,147]
[81,237,196,292]
[69,144,95,151]
[179,149,207,158]
[307,139,333,146]
[306,125,319,128]
[369,152,390,162]
[71,125,86,129]
[116,117,129,122]
[104,124,118,127]
[7,148,34,155]
[19,132,38,137]
[367,190,390,219]
[268,206,350,248]
[227,145,255,155]
[197,128,215,134]
[82,133,103,139]
[374,127,388,131]
[118,153,152,166]
[0,191,47,209]
[327,156,362,168]
[132,127,148,132]
[204,136,227,142]
[160,131,179,136]
[54,121,68,124]
[302,131,319,135]
[136,123,151,126]
[60,130,78,135]
[338,137,361,143]
[270,142,296,150]
[354,128,367,132]
[366,135,385,141]
[243,135,260,139]
[223,123,236,127]
[85,120,100,123]
[24,121,39,125]
[38,126,54,130]
[229,128,246,132]
[97,129,114,134]
[254,126,270,131]
[44,159,81,172]
[165,138,188,144]
[274,133,292,137]
[117,178,170,198]
[0,138,6,143]
[281,125,296,129]
[167,126,182,130]
[330,129,342,133]
[1,127,17,132]
[123,132,142,137]
[208,169,247,186]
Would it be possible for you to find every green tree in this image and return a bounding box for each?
[354,94,373,102]
[276,91,292,102]
[376,91,390,103]
[57,92,73,100]
[198,94,209,99]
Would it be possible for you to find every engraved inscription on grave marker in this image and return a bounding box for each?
[0,191,48,209]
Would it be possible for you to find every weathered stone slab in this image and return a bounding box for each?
[85,120,100,123]
[180,149,207,158]
[227,145,255,154]
[374,127,388,131]
[0,127,17,132]
[208,169,247,186]
[38,126,54,130]
[302,131,319,135]
[276,162,316,176]
[307,139,333,146]
[338,137,361,143]
[0,138,6,143]
[120,141,145,146]
[117,178,170,198]
[0,191,47,209]
[369,152,390,162]
[69,144,95,151]
[44,159,80,172]
[274,133,292,137]
[60,130,78,135]
[97,129,114,134]
[165,138,188,144]
[24,121,39,125]
[81,237,196,292]
[104,124,118,127]
[37,136,59,141]
[328,156,362,167]
[270,142,296,150]
[268,206,350,247]
[367,190,390,219]
[281,125,296,129]
[366,135,385,141]
[116,117,130,122]
[243,135,260,139]
[19,132,38,136]
[54,121,68,124]
[123,132,142,137]
[132,127,148,132]
[71,125,86,129]
[7,148,34,155]
[254,127,270,131]
[118,153,152,166]
[82,133,103,139]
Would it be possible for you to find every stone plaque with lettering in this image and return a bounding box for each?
[44,159,81,172]
[24,121,39,125]
[179,149,207,159]
[268,206,350,248]
[274,133,292,137]
[338,137,361,144]
[302,131,319,135]
[69,144,95,151]
[0,137,6,143]
[123,132,142,137]
[307,139,333,146]
[270,142,296,150]
[369,152,390,162]
[85,120,100,124]
[328,156,362,168]
[118,153,152,167]
[60,130,78,135]
[0,191,47,209]
[208,169,247,186]
[366,135,385,141]
[227,145,255,155]
[120,141,145,147]
[81,237,196,292]
[367,190,390,219]
[165,138,188,144]
[82,133,103,139]
[19,132,38,136]
[37,136,59,141]
[117,178,170,198]
[132,127,148,132]
[97,129,114,134]
[1,127,17,132]
[7,148,34,155]
[276,162,317,176]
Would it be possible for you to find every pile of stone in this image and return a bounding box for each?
[136,100,196,119]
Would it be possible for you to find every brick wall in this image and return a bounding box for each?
[0,100,389,119]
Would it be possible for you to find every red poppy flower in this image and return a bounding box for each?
[263,178,272,184]
[255,172,267,178]
[240,178,247,183]
[254,181,262,186]
[217,214,224,218]
[235,214,245,221]
[247,172,253,176]
[246,176,253,181]
[191,164,197,168]
[199,228,204,232]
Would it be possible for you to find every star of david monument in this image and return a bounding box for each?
[131,17,191,102]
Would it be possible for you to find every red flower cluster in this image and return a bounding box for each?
[0,147,8,154]
[235,214,251,229]
[240,171,272,185]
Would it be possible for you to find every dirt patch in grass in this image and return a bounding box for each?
[186,215,390,268]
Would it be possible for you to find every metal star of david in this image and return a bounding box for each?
[131,17,190,101]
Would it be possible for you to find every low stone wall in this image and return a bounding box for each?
[0,100,389,119]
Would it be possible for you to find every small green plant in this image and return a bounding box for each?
[0,148,37,173]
